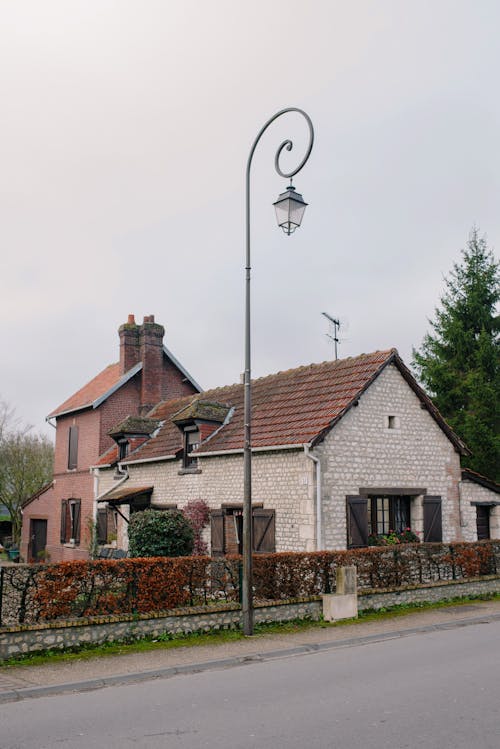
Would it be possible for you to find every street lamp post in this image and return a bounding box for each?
[243,108,314,636]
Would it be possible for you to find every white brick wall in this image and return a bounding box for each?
[460,480,500,540]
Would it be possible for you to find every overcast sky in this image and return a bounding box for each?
[1,0,499,438]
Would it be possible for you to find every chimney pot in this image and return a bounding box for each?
[127,314,135,325]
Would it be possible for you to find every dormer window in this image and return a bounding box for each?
[183,427,200,468]
[172,399,231,474]
[118,440,129,461]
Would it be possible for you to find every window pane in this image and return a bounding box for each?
[393,497,410,533]
[376,497,390,534]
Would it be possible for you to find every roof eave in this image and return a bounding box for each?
[461,468,500,494]
[48,361,143,420]
[310,351,398,447]
[392,354,471,456]
[310,351,470,455]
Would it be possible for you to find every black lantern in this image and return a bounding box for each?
[273,184,308,235]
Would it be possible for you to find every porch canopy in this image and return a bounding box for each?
[97,485,153,518]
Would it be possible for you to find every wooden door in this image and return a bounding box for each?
[476,506,491,540]
[30,519,47,562]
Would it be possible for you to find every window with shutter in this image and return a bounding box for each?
[423,496,442,542]
[346,496,368,548]
[61,498,81,544]
[68,426,79,470]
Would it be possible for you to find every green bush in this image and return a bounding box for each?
[128,509,194,558]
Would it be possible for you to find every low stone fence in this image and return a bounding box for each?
[2,541,499,628]
[1,574,498,660]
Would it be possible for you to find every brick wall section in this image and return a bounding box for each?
[460,480,500,540]
[315,363,465,549]
[20,485,55,563]
[22,332,198,562]
[22,409,103,562]
[161,358,198,401]
[98,376,141,456]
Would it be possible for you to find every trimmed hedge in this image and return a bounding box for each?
[128,509,194,558]
[0,540,498,626]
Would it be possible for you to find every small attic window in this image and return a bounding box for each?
[183,427,200,468]
[387,415,400,430]
[118,440,129,461]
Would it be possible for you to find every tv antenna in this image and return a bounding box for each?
[322,311,341,360]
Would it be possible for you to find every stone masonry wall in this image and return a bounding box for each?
[315,363,464,549]
[460,480,500,541]
[97,449,316,552]
[2,576,498,660]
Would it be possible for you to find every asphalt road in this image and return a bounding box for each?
[1,619,499,749]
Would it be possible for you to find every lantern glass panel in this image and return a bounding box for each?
[274,199,291,229]
[288,200,306,228]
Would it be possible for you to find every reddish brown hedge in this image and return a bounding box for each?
[0,540,498,626]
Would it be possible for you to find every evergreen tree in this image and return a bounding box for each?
[413,228,499,481]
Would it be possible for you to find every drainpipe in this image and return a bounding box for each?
[93,466,129,503]
[304,444,322,550]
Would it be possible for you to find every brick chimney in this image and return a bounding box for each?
[139,314,165,414]
[118,314,140,374]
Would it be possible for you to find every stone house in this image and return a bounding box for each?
[20,315,201,563]
[93,349,500,555]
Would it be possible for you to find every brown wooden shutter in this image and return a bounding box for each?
[68,426,79,470]
[210,510,225,556]
[73,499,81,544]
[346,496,368,548]
[60,499,68,543]
[97,509,108,544]
[423,496,442,542]
[252,509,275,553]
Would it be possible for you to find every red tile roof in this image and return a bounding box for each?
[121,349,435,463]
[48,363,122,418]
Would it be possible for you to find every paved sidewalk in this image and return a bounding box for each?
[1,599,499,703]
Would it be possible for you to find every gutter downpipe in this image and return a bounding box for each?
[93,466,129,504]
[304,444,322,550]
